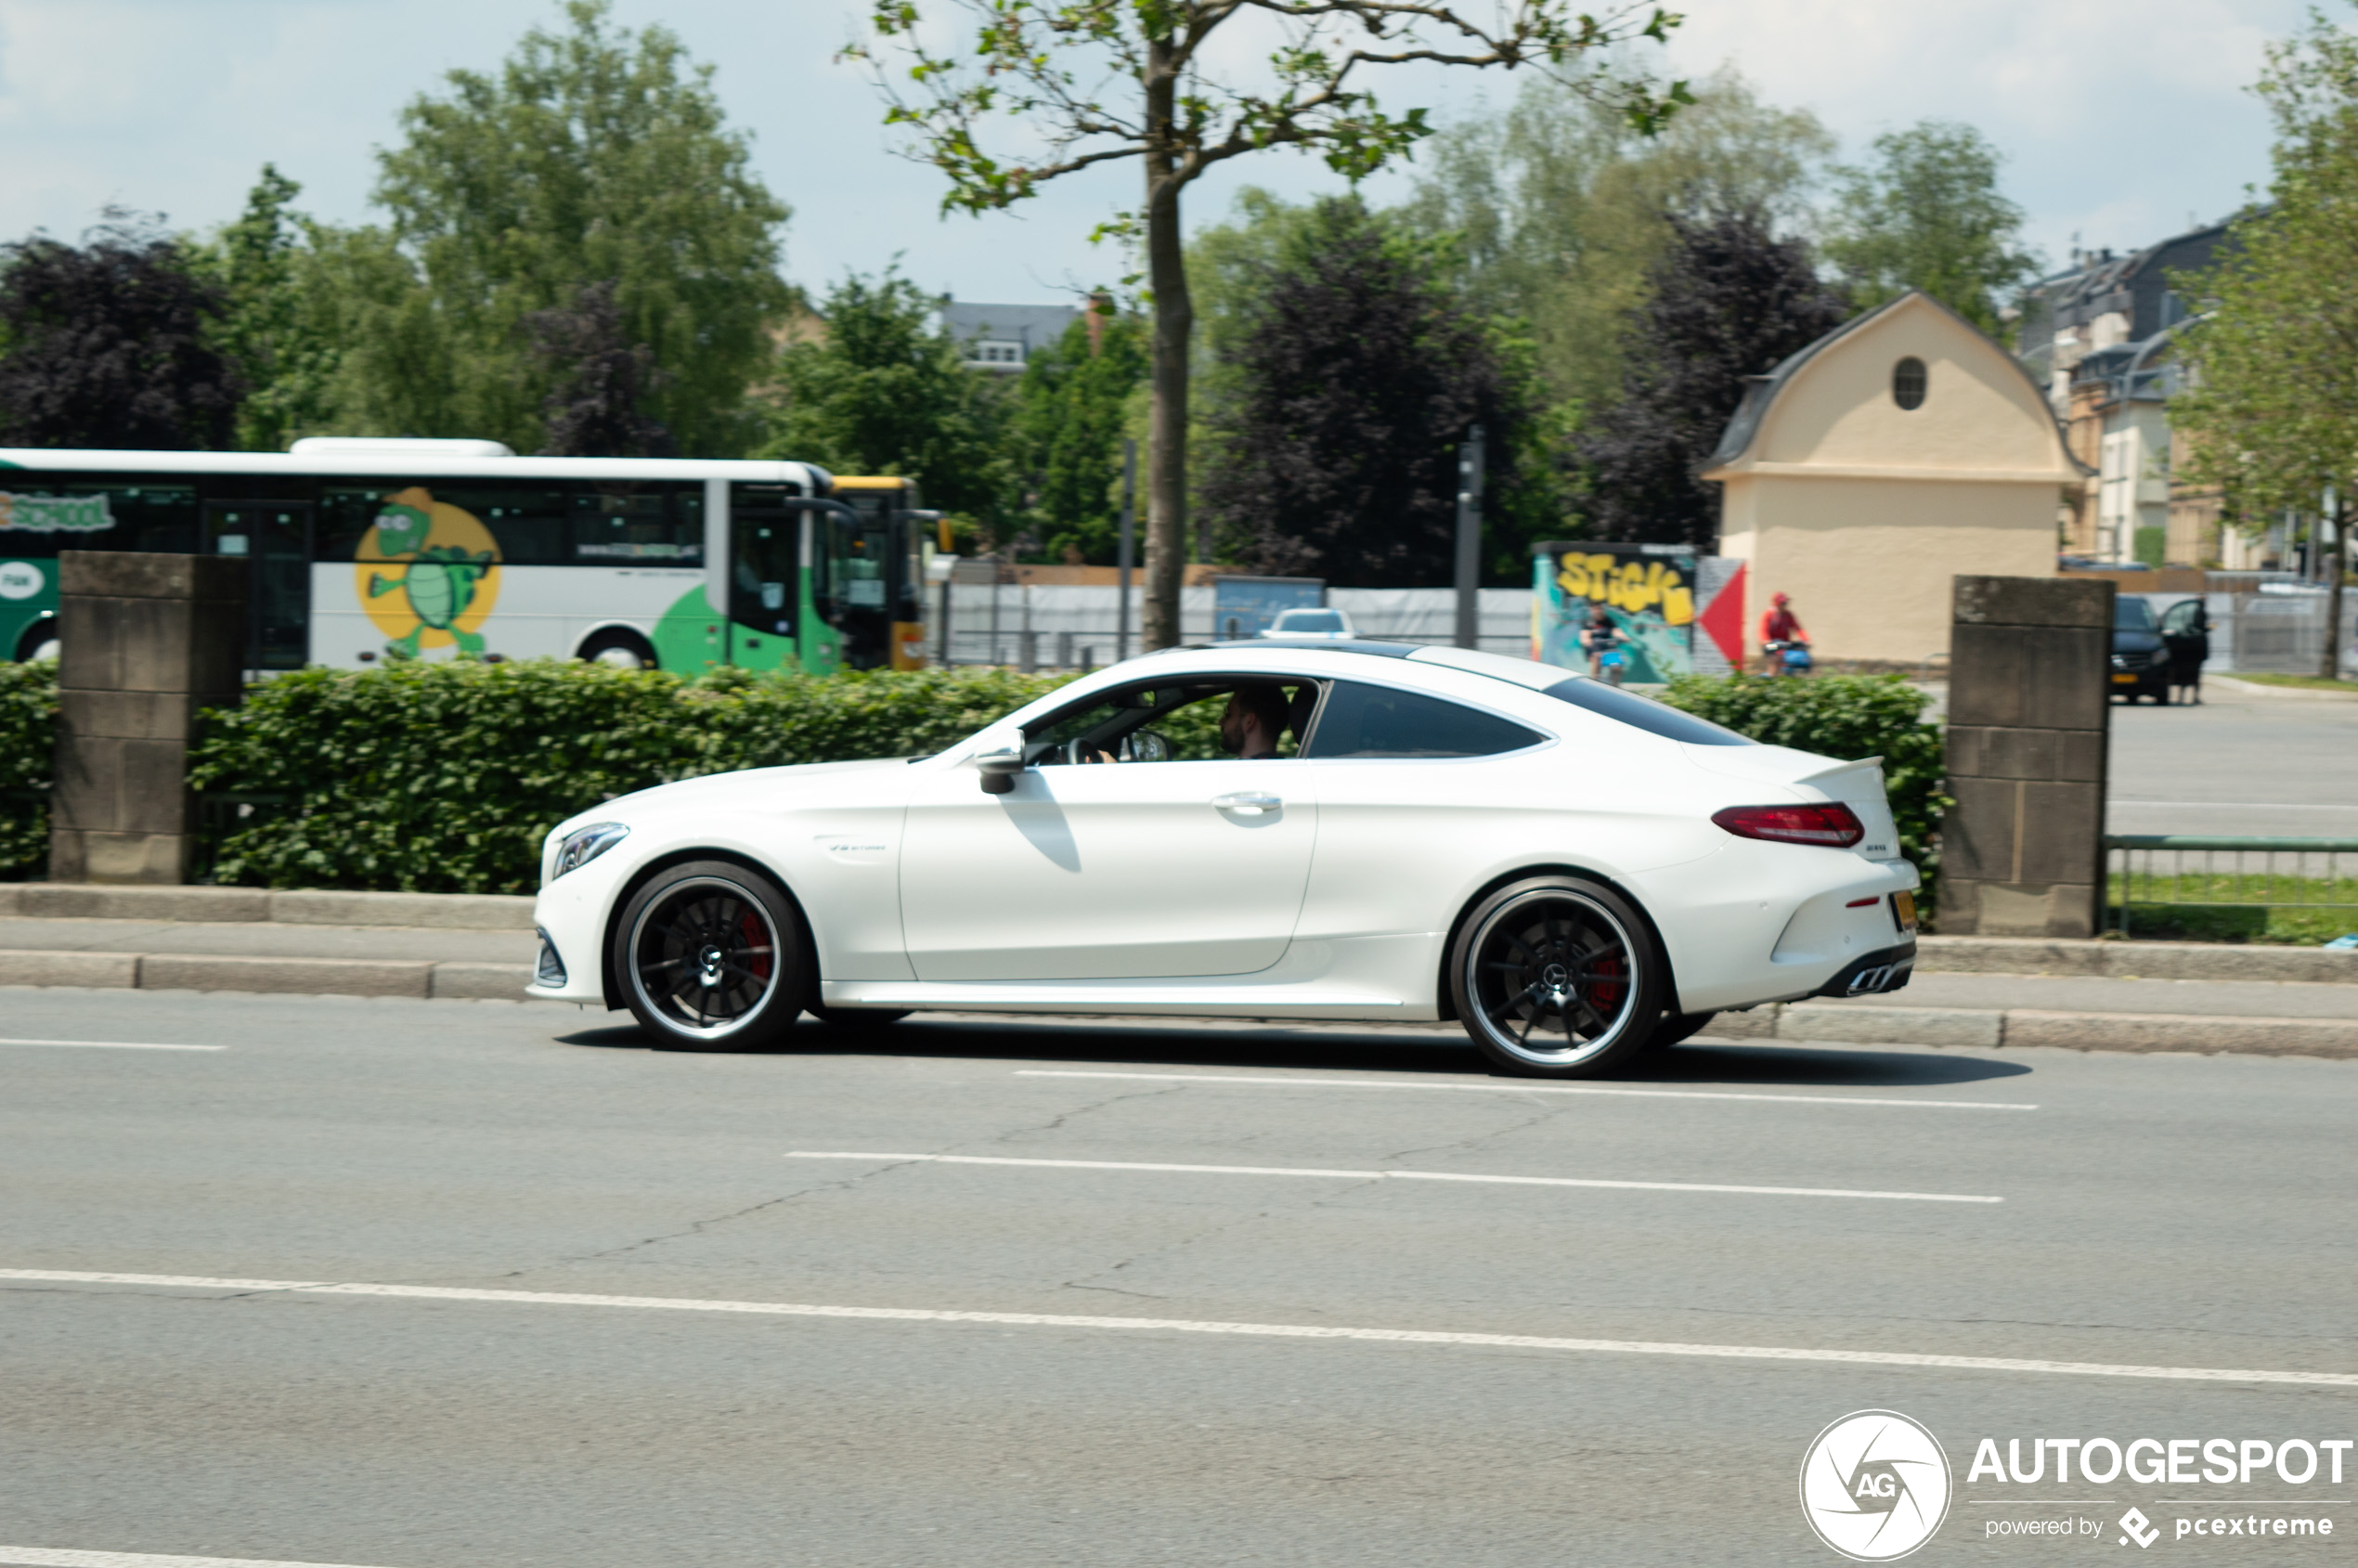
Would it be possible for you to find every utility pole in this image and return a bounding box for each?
[1453,423,1486,650]
[1118,437,1137,662]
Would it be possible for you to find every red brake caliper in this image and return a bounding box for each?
[739,913,772,981]
[1586,955,1625,1013]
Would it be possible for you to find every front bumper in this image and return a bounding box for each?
[1815,940,1916,998]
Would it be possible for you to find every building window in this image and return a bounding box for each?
[1892,356,1927,410]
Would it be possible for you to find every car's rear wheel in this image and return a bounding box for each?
[615,861,805,1052]
[1451,876,1665,1078]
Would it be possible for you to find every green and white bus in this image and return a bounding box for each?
[0,438,930,675]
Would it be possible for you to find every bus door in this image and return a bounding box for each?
[726,498,800,671]
[206,500,312,672]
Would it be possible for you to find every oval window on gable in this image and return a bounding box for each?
[1893,356,1927,410]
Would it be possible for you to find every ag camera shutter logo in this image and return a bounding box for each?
[1800,1409,1952,1561]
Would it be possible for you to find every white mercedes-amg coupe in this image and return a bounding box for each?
[527,641,1919,1078]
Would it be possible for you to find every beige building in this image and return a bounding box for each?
[1702,291,2089,666]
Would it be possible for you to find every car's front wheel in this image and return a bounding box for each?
[614,861,807,1052]
[1451,876,1665,1078]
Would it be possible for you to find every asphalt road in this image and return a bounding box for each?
[3,989,2353,1567]
[2108,687,2358,836]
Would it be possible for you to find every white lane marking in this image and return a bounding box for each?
[783,1151,2003,1204]
[1014,1069,2039,1111]
[0,1038,225,1053]
[4,1269,2349,1388]
[0,1550,392,1568]
[2111,800,2358,810]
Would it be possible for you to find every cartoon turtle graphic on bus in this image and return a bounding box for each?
[353,486,502,659]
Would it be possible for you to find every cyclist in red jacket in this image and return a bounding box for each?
[1759,592,1811,676]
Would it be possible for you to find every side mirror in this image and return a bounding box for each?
[975,745,1027,795]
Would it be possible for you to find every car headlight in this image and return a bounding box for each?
[551,822,629,883]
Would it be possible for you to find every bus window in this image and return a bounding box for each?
[572,483,703,563]
[0,480,197,557]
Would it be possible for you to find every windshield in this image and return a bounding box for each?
[1540,678,1756,745]
[2114,598,2157,631]
[1274,610,1346,633]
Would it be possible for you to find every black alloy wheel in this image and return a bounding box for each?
[1451,876,1665,1078]
[614,861,806,1051]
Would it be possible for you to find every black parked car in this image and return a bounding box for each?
[2110,596,2170,703]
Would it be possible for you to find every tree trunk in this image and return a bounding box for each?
[1141,33,1191,651]
[2326,499,2349,681]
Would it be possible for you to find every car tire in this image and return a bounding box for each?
[613,860,807,1052]
[1649,1010,1718,1051]
[1450,875,1666,1078]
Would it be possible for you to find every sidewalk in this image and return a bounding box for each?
[3,882,2356,1056]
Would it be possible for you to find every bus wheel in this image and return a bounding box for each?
[14,616,59,664]
[578,630,656,670]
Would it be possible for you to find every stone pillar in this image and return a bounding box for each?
[49,551,248,884]
[1940,575,2112,937]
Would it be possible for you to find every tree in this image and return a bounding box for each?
[0,212,244,449]
[328,0,790,454]
[1820,121,2039,336]
[197,166,343,452]
[765,270,1013,526]
[1398,67,1833,412]
[526,279,674,457]
[1198,196,1535,585]
[852,0,1688,645]
[2172,10,2358,679]
[1012,308,1149,563]
[1578,208,1848,549]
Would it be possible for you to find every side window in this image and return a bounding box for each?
[1303,680,1542,759]
[1025,680,1315,765]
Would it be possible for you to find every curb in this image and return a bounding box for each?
[2209,675,2358,704]
[0,884,536,930]
[2,947,2353,1055]
[1919,936,2356,984]
[0,950,529,1001]
[1709,1002,2357,1057]
[7,886,2352,983]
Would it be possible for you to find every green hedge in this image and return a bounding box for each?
[0,659,58,879]
[189,661,1071,894]
[3,658,1954,912]
[1658,672,1950,914]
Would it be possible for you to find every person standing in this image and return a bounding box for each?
[2163,598,2211,705]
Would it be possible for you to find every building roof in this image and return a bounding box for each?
[938,301,1081,350]
[2014,217,2246,364]
[1702,290,2090,481]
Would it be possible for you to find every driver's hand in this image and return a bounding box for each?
[1089,748,1119,764]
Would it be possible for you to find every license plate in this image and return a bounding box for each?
[1891,891,1917,934]
[2111,672,2137,684]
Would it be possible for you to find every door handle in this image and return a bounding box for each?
[1211,791,1282,815]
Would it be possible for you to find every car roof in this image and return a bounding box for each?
[1178,639,1569,691]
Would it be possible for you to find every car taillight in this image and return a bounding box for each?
[1711,802,1865,848]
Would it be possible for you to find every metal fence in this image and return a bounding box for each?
[2228,591,2357,676]
[2105,834,2358,936]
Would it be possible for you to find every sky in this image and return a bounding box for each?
[0,0,2313,305]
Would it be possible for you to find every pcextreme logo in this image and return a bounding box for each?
[1801,1409,1954,1562]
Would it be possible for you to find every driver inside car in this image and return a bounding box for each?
[1214,683,1288,759]
[1073,681,1295,763]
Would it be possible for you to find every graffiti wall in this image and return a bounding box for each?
[1531,542,1698,680]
